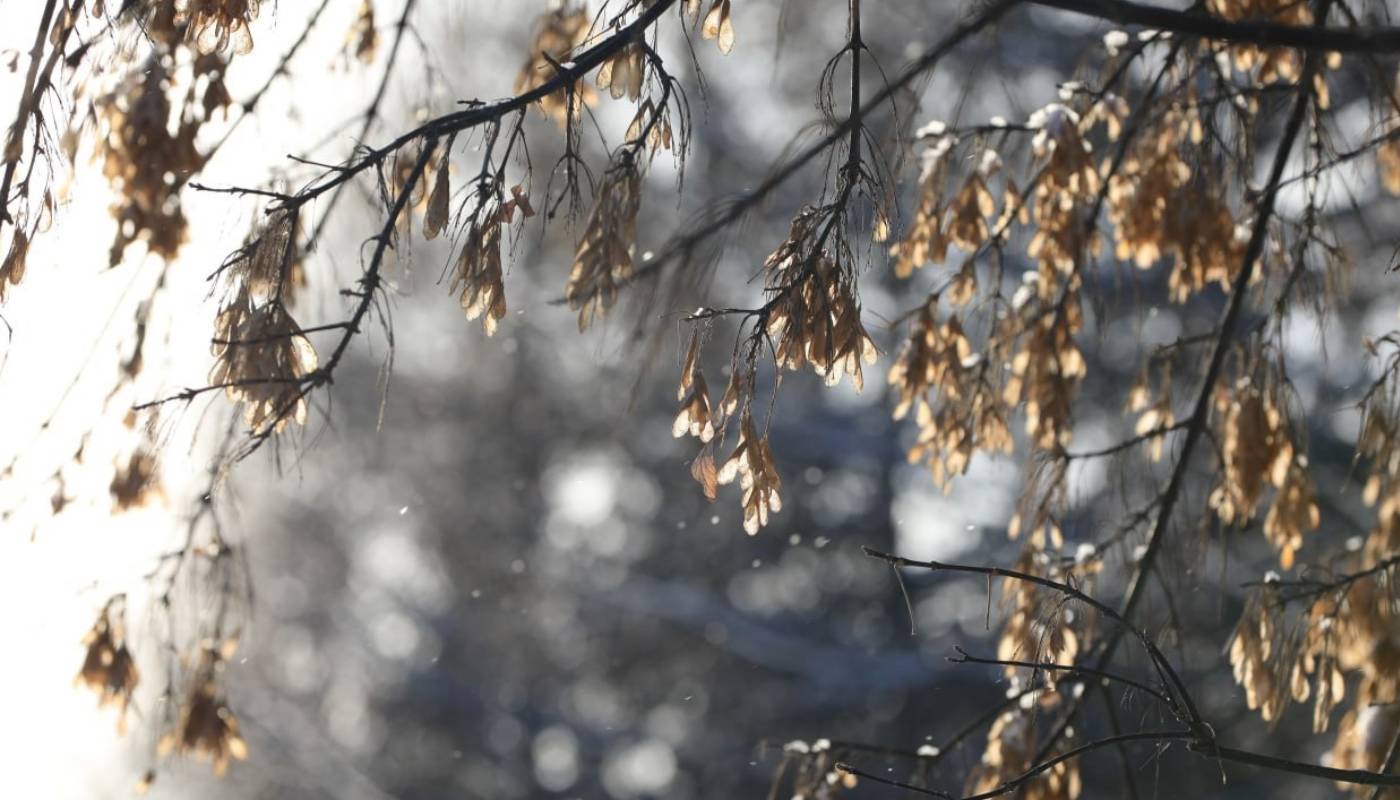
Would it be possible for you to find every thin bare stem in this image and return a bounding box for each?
[1370,721,1400,800]
[0,0,59,233]
[837,732,1188,799]
[948,647,1174,708]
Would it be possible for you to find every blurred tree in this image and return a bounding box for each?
[5,0,1400,797]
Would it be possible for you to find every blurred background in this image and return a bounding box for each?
[1,1,1397,798]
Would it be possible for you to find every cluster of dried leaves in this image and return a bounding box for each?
[95,16,236,265]
[77,586,249,788]
[1225,343,1400,789]
[752,12,1397,798]
[74,597,140,734]
[155,642,249,777]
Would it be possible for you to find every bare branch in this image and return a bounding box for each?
[1032,0,1400,54]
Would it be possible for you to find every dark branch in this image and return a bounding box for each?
[836,731,1189,799]
[948,647,1174,708]
[1031,0,1400,54]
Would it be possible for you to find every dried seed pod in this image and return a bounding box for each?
[717,411,782,535]
[701,0,735,54]
[516,6,595,123]
[423,162,451,241]
[451,213,507,336]
[566,159,641,331]
[74,597,139,733]
[0,228,29,301]
[177,0,262,55]
[157,648,249,776]
[208,289,319,434]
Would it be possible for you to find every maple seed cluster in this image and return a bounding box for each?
[96,59,206,265]
[209,287,319,435]
[1208,372,1318,569]
[566,159,643,331]
[178,0,263,55]
[446,182,535,337]
[515,7,593,124]
[762,210,880,393]
[157,645,249,776]
[74,598,140,734]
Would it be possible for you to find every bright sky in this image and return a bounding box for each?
[0,4,367,795]
[1,6,164,795]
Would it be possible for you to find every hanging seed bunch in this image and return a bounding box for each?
[760,207,878,391]
[566,156,642,331]
[74,597,140,733]
[208,287,318,435]
[157,645,249,776]
[447,179,535,337]
[96,59,204,265]
[176,0,263,55]
[516,5,595,123]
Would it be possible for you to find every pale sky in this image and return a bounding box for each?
[0,4,377,795]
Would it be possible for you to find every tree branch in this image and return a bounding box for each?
[948,646,1174,708]
[1190,741,1400,788]
[256,0,682,223]
[614,0,1018,292]
[862,546,1200,725]
[837,731,1189,799]
[1031,0,1400,54]
[1370,720,1400,800]
[0,0,60,232]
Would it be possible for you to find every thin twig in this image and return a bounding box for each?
[1371,722,1400,800]
[1031,0,1400,53]
[1099,682,1141,800]
[863,546,1199,725]
[949,647,1173,708]
[0,0,60,233]
[304,0,422,252]
[837,731,1189,799]
[1064,421,1190,461]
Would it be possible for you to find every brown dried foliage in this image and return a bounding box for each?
[1209,372,1317,567]
[762,209,879,390]
[157,647,249,776]
[889,135,955,277]
[566,158,642,331]
[97,61,200,265]
[177,0,262,55]
[1025,103,1100,282]
[74,599,140,733]
[1206,0,1312,86]
[110,448,164,511]
[673,333,717,444]
[209,289,318,435]
[717,410,783,536]
[346,0,378,64]
[699,0,736,55]
[0,228,28,301]
[1107,107,1248,302]
[516,6,594,123]
[968,705,1083,800]
[889,299,1011,489]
